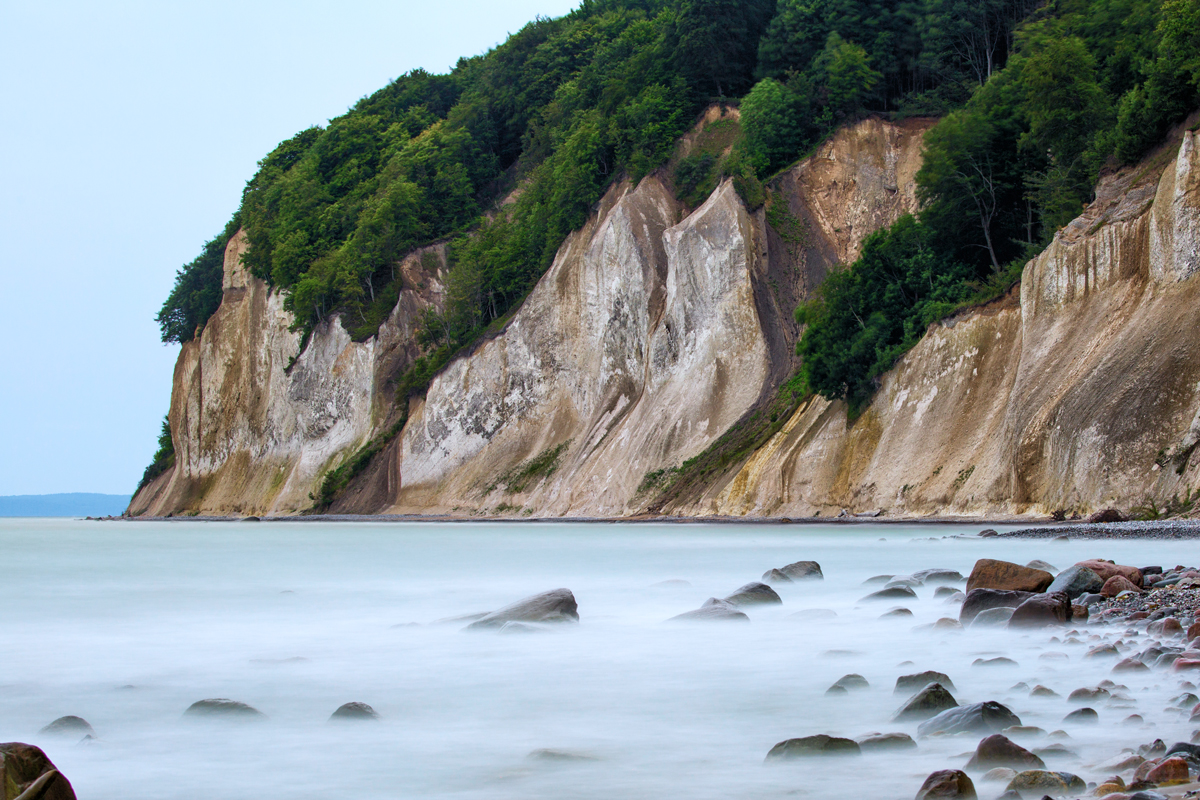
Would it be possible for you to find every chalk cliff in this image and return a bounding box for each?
[130,116,1200,520]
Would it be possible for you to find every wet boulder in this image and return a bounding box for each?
[1102,575,1143,598]
[0,743,76,800]
[860,586,917,602]
[960,590,1035,625]
[896,671,956,695]
[183,699,265,719]
[915,769,977,800]
[970,607,1015,627]
[761,568,792,584]
[831,674,869,691]
[964,734,1045,771]
[1004,770,1085,798]
[329,702,379,721]
[778,560,823,580]
[913,569,964,584]
[918,702,1021,737]
[1146,756,1189,784]
[1076,559,1142,585]
[1063,707,1098,724]
[1046,565,1104,599]
[894,683,958,722]
[668,598,749,622]
[966,560,1053,593]
[1007,592,1071,628]
[765,734,860,760]
[856,732,916,751]
[465,589,579,630]
[38,716,94,738]
[724,582,782,606]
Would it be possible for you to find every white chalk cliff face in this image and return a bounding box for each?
[130,238,445,517]
[691,128,1200,519]
[131,116,1200,520]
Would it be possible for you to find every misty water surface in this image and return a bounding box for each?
[1,519,1193,799]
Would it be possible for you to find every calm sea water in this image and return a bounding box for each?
[1,518,1193,799]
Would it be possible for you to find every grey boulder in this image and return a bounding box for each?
[917,702,1021,737]
[668,598,749,622]
[724,582,782,606]
[465,589,579,630]
[1046,565,1103,599]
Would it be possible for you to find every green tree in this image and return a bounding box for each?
[741,78,809,173]
[813,32,882,120]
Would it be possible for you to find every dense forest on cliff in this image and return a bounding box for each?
[154,0,1199,428]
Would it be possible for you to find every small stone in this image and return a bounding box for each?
[1101,575,1143,598]
[1030,686,1059,698]
[861,586,918,602]
[668,598,750,622]
[915,769,977,800]
[832,674,869,691]
[882,607,915,618]
[973,657,1019,668]
[778,560,823,580]
[761,568,792,584]
[1148,618,1183,636]
[183,699,265,719]
[1114,658,1151,673]
[526,749,600,762]
[788,607,837,620]
[935,617,964,630]
[935,586,960,598]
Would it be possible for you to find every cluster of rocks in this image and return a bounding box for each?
[668,560,823,622]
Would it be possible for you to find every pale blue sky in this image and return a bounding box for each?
[0,0,580,495]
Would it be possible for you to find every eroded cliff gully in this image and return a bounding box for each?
[130,115,1200,520]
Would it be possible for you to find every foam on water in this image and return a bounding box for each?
[1,518,1194,799]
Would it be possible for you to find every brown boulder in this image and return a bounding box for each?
[1146,756,1189,784]
[765,734,860,760]
[1007,592,1070,628]
[0,743,76,800]
[1087,508,1126,523]
[894,683,959,721]
[1076,559,1142,585]
[966,560,1053,593]
[1187,621,1200,641]
[964,734,1046,771]
[1148,617,1183,636]
[915,769,977,800]
[1101,575,1142,598]
[1113,657,1150,673]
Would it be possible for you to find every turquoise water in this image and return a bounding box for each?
[0,518,1192,798]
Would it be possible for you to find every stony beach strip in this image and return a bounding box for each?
[997,520,1200,540]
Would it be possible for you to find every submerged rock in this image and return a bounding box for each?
[831,674,869,691]
[724,582,782,606]
[765,734,860,760]
[913,568,964,584]
[465,589,579,630]
[856,732,916,751]
[1062,707,1098,724]
[960,589,1035,625]
[894,683,958,722]
[896,671,956,695]
[860,586,917,602]
[964,734,1045,771]
[915,769,977,800]
[526,749,600,762]
[38,716,94,738]
[761,568,792,584]
[183,699,265,719]
[778,560,823,580]
[0,742,77,800]
[329,702,379,721]
[918,702,1021,737]
[668,598,749,623]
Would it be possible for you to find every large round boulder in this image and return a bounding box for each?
[1101,575,1143,597]
[915,769,977,799]
[0,743,76,800]
[966,560,1053,593]
[918,702,1021,737]
[724,582,782,606]
[860,586,918,602]
[857,732,916,751]
[894,683,958,722]
[960,590,1035,625]
[964,734,1045,771]
[765,734,860,761]
[1007,592,1071,628]
[1046,565,1104,599]
[465,589,579,630]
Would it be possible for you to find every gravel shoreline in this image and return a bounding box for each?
[998,520,1200,539]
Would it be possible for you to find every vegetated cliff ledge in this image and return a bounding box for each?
[130,115,1200,520]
